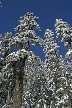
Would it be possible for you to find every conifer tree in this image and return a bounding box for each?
[43,29,60,107]
[0,11,43,107]
[55,19,72,107]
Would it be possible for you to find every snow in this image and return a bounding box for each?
[56,87,64,93]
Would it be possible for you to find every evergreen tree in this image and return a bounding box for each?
[54,19,72,107]
[0,11,43,108]
[43,29,60,107]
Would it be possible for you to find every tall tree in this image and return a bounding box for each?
[0,12,43,108]
[54,19,72,107]
[43,29,60,107]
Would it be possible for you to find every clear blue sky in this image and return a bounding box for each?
[0,0,72,61]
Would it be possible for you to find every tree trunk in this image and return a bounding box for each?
[12,56,27,108]
[13,69,23,108]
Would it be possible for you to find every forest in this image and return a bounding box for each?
[0,1,72,108]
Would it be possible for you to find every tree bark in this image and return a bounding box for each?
[13,69,23,108]
[12,56,27,108]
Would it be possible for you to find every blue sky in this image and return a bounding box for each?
[0,0,72,61]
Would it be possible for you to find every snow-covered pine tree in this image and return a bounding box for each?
[43,29,60,107]
[43,28,72,107]
[0,32,14,107]
[23,57,49,108]
[0,11,43,108]
[22,55,46,107]
[12,12,43,108]
[51,55,70,108]
[55,19,72,107]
